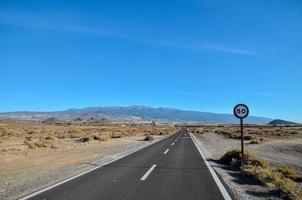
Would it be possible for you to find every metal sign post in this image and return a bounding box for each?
[233,104,249,165]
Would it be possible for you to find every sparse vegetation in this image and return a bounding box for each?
[220,149,302,200]
[93,133,111,141]
[250,138,260,144]
[144,135,154,141]
[111,132,122,138]
[24,139,58,149]
[277,165,302,181]
[78,136,91,143]
[0,123,178,154]
[188,125,302,142]
[219,149,268,168]
[243,135,253,140]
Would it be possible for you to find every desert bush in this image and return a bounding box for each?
[219,149,268,168]
[276,132,282,136]
[27,131,34,135]
[221,149,302,200]
[111,132,122,138]
[242,166,302,200]
[78,136,91,143]
[57,135,66,139]
[250,139,260,144]
[243,135,253,140]
[93,132,111,141]
[24,139,58,149]
[277,165,302,181]
[229,134,241,139]
[25,136,33,141]
[69,134,82,138]
[144,135,154,141]
[45,136,55,140]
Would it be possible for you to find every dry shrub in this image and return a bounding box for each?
[219,149,268,168]
[44,136,55,140]
[27,131,34,135]
[277,166,302,181]
[78,136,91,143]
[93,132,111,141]
[220,149,302,200]
[57,135,66,139]
[243,135,253,140]
[250,139,260,144]
[69,133,82,138]
[111,132,122,138]
[144,135,154,141]
[242,166,302,200]
[24,139,58,149]
[68,128,83,138]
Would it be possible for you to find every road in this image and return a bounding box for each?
[23,129,230,200]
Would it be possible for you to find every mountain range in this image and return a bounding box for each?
[0,105,273,124]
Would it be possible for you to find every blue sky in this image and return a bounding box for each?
[1,0,301,122]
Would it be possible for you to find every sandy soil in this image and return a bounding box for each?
[193,132,302,200]
[249,139,302,171]
[0,135,168,200]
[0,123,177,200]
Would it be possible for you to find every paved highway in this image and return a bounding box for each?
[22,129,231,200]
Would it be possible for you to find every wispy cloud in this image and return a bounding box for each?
[0,12,255,56]
[204,45,255,56]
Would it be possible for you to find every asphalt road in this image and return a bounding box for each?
[24,129,227,200]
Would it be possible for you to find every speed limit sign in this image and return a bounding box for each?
[233,103,249,165]
[233,104,249,119]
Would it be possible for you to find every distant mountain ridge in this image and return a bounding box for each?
[0,105,273,124]
[268,119,299,125]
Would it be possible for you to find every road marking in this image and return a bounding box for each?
[171,142,175,146]
[190,132,232,200]
[164,149,169,154]
[18,133,177,200]
[140,164,157,181]
[175,139,177,142]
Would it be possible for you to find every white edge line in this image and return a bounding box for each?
[140,164,157,181]
[19,133,176,200]
[189,132,232,200]
[164,149,169,154]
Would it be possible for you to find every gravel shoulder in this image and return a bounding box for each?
[0,135,168,200]
[193,132,302,200]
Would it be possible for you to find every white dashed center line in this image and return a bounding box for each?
[171,142,175,146]
[164,149,169,154]
[140,164,157,181]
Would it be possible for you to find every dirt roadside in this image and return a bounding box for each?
[193,132,302,200]
[0,134,169,200]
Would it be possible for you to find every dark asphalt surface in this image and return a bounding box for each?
[26,129,225,200]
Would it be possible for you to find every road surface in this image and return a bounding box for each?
[23,129,229,200]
